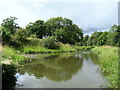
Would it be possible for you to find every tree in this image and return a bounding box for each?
[97,32,109,46]
[45,17,65,36]
[107,25,120,46]
[45,17,83,45]
[1,17,19,45]
[87,31,103,46]
[83,35,89,46]
[1,16,19,35]
[0,26,11,45]
[117,26,120,46]
[26,20,46,39]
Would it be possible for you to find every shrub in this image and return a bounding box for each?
[2,64,17,88]
[14,28,28,42]
[9,29,28,47]
[26,38,42,46]
[42,36,61,49]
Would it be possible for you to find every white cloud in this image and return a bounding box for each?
[0,0,42,27]
[0,0,118,34]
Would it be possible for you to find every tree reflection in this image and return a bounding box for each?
[18,53,83,81]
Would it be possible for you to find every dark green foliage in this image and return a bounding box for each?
[26,20,46,39]
[45,17,83,44]
[106,25,120,46]
[83,35,89,46]
[42,36,61,49]
[1,16,119,47]
[0,26,11,45]
[14,28,28,42]
[117,26,120,47]
[45,17,66,36]
[86,25,120,47]
[87,31,103,46]
[1,17,19,45]
[97,32,109,46]
[10,28,28,47]
[1,17,19,34]
[2,64,17,89]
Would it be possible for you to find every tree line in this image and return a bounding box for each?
[83,25,120,46]
[0,16,120,47]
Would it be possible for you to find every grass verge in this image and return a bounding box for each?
[91,46,118,88]
[23,44,76,54]
[2,46,26,64]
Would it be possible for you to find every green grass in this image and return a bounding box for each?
[23,44,76,54]
[2,46,26,63]
[91,46,118,88]
[22,44,95,54]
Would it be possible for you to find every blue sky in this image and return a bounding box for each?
[0,0,118,35]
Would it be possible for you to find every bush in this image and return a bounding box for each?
[1,26,11,45]
[26,38,42,46]
[2,64,17,88]
[42,36,61,49]
[9,29,28,47]
[14,28,28,42]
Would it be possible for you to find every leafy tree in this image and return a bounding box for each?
[86,25,120,47]
[26,20,46,39]
[1,16,19,34]
[97,32,109,46]
[87,31,103,46]
[45,17,65,36]
[45,17,83,44]
[1,17,19,45]
[107,25,119,46]
[117,26,120,46]
[83,35,89,46]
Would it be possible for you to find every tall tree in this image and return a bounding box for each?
[45,17,83,44]
[87,31,103,46]
[83,35,89,46]
[1,16,19,34]
[26,20,46,39]
[97,32,109,46]
[1,16,19,45]
[107,25,119,46]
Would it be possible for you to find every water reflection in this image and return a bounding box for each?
[16,51,107,88]
[18,52,83,81]
[76,51,99,64]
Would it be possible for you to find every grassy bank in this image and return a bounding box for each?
[1,44,94,64]
[1,46,26,64]
[23,45,94,54]
[1,44,77,64]
[23,44,76,54]
[91,46,118,88]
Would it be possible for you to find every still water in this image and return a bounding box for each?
[15,51,107,88]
